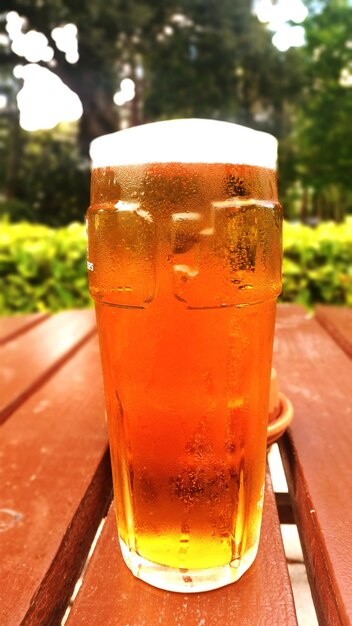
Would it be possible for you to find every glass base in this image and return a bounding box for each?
[119,538,258,593]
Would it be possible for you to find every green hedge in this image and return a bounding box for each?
[0,221,91,314]
[0,218,351,314]
[282,218,352,308]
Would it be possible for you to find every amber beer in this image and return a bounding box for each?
[87,120,282,592]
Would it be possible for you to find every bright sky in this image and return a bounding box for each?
[2,11,82,130]
[1,3,349,132]
[255,0,308,52]
[14,64,83,131]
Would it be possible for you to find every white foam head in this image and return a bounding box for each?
[90,119,278,170]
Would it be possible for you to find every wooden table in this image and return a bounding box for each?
[0,305,351,626]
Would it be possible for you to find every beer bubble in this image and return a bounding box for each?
[139,470,157,504]
[171,211,203,257]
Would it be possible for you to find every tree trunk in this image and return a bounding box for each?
[300,188,308,223]
[52,60,119,157]
[4,111,22,199]
[78,89,119,157]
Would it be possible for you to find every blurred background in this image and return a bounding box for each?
[0,0,351,315]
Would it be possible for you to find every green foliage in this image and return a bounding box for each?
[0,0,305,165]
[280,0,352,221]
[1,1,352,227]
[143,0,303,134]
[281,217,352,308]
[1,218,351,315]
[0,127,90,226]
[0,220,91,314]
[1,0,306,227]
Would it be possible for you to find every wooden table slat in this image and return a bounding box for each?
[67,471,298,626]
[2,305,351,626]
[0,334,112,626]
[0,309,96,424]
[315,305,352,359]
[274,305,352,626]
[0,312,49,345]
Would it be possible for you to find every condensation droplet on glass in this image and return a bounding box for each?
[0,509,24,532]
[117,286,132,292]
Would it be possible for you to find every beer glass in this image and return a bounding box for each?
[87,119,282,592]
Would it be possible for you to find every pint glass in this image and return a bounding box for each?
[87,119,282,592]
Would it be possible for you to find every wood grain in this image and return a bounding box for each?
[315,305,352,359]
[67,470,297,626]
[274,305,352,626]
[0,309,96,424]
[0,333,112,626]
[0,313,49,345]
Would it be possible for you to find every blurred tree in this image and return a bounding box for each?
[143,0,305,141]
[5,0,350,226]
[6,129,90,225]
[0,0,150,221]
[1,0,304,150]
[281,0,352,221]
[1,0,134,153]
[0,0,307,224]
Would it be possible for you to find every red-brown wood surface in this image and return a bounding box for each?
[315,305,352,359]
[0,329,112,626]
[67,471,297,626]
[274,305,352,626]
[0,312,49,345]
[0,309,96,424]
[3,305,350,625]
